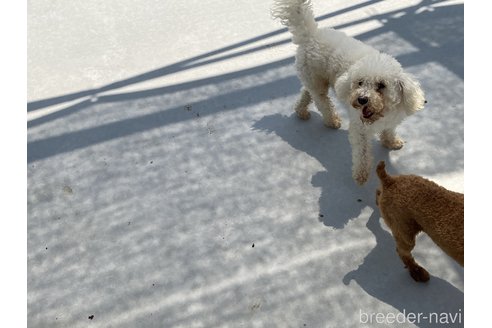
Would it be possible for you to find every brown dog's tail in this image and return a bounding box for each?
[376,161,395,188]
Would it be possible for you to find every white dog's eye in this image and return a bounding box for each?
[358,80,363,86]
[377,82,386,90]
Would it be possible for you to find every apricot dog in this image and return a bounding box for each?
[375,161,463,282]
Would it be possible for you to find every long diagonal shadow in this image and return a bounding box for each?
[28,75,299,163]
[27,57,295,129]
[27,0,385,113]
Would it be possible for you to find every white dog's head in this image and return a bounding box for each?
[334,53,425,124]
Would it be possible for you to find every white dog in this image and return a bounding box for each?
[272,0,425,184]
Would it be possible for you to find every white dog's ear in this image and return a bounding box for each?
[397,73,425,115]
[334,72,351,102]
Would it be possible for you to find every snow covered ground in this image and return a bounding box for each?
[27,0,463,327]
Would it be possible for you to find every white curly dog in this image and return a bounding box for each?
[272,0,426,185]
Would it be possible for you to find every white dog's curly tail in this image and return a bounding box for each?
[271,0,318,44]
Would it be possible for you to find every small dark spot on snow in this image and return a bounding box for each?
[185,105,192,111]
[319,214,324,218]
[250,302,261,311]
[45,247,48,250]
[357,199,362,202]
[63,186,73,195]
[196,113,200,117]
[88,315,94,320]
[150,161,153,164]
[252,243,255,248]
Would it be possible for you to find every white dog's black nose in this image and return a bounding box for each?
[357,96,368,105]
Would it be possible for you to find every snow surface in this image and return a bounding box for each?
[28,0,463,327]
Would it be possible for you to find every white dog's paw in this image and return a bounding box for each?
[296,109,311,120]
[381,137,404,150]
[323,114,342,129]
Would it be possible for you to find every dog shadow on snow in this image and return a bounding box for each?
[253,112,389,229]
[253,112,463,328]
[254,112,380,229]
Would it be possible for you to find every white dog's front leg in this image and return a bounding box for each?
[349,124,372,185]
[380,128,404,150]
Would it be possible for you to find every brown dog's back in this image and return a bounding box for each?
[376,161,464,266]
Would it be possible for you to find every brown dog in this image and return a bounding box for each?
[375,161,463,282]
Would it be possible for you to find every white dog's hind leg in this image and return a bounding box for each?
[310,91,341,129]
[349,124,372,185]
[380,128,404,150]
[294,87,312,120]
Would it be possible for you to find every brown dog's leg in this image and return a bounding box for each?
[395,234,430,282]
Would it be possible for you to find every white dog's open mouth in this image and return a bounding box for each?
[362,106,374,119]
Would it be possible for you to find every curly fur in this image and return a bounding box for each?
[272,0,426,184]
[375,161,464,282]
